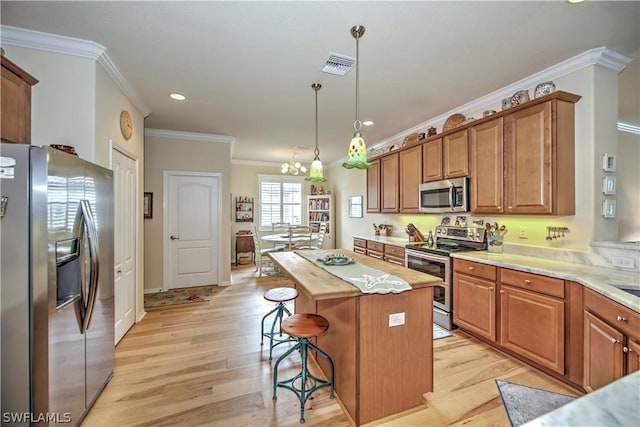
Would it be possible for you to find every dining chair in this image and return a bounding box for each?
[270,222,290,250]
[252,225,284,276]
[287,225,313,250]
[296,222,327,250]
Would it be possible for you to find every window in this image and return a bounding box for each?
[258,175,304,230]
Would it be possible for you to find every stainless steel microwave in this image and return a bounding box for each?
[419,177,469,213]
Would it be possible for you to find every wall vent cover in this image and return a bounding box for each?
[321,52,355,76]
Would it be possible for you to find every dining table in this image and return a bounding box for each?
[261,232,319,250]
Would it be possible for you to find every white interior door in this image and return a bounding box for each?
[112,147,137,344]
[165,172,219,289]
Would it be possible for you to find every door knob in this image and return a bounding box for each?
[170,235,180,240]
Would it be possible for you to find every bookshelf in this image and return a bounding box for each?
[307,194,334,249]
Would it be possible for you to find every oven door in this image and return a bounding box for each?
[405,249,451,314]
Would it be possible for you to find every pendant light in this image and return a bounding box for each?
[342,25,373,169]
[306,82,326,182]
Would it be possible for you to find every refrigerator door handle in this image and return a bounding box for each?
[79,200,100,333]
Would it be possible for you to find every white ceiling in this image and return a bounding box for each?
[1,1,639,167]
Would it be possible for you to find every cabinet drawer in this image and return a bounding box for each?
[353,238,367,248]
[354,247,366,255]
[584,288,640,340]
[500,269,564,298]
[384,245,405,258]
[454,259,496,281]
[367,241,384,252]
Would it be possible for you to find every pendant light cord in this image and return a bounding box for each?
[315,85,319,159]
[354,32,361,133]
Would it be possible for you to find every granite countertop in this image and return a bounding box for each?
[451,251,640,313]
[522,370,640,426]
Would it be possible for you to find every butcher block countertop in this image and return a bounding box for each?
[269,248,442,300]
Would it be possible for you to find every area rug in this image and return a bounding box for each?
[496,379,575,426]
[433,323,452,340]
[144,285,214,309]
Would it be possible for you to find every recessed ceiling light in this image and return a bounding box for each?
[363,120,374,126]
[170,93,186,101]
[567,0,584,3]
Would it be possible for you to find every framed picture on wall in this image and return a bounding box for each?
[144,192,153,219]
[348,195,363,218]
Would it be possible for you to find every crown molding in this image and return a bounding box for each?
[232,159,283,167]
[145,128,234,144]
[372,47,634,150]
[0,25,151,117]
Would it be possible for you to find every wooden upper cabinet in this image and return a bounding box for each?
[380,153,399,212]
[443,129,469,178]
[503,93,579,215]
[422,138,443,182]
[470,118,504,214]
[1,54,38,144]
[399,144,422,213]
[469,91,580,215]
[366,159,380,213]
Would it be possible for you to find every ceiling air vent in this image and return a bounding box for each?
[321,52,355,76]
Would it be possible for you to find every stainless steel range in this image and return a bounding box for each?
[405,225,486,330]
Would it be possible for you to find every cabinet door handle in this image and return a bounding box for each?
[524,279,532,284]
[489,287,494,291]
[617,315,626,322]
[468,266,475,271]
[499,290,504,294]
[623,346,631,353]
[610,338,620,344]
[170,235,180,240]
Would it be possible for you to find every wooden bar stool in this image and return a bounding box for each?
[260,287,298,360]
[272,313,335,424]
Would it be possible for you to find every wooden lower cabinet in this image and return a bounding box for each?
[366,240,384,260]
[583,288,640,392]
[499,285,565,374]
[583,311,625,392]
[383,244,405,266]
[453,272,496,341]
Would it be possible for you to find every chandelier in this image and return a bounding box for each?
[281,153,307,175]
[343,24,373,169]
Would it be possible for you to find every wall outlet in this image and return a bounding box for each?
[611,256,635,269]
[389,312,405,327]
[519,226,528,239]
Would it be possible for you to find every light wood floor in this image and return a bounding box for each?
[82,265,581,427]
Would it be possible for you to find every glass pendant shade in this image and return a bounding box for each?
[306,82,326,182]
[343,131,371,169]
[343,25,373,170]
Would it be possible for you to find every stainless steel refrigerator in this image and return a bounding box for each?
[1,144,114,426]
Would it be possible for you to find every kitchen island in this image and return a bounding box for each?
[269,249,442,426]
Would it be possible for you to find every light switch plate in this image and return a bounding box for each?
[389,312,405,327]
